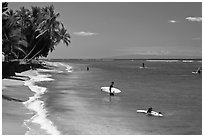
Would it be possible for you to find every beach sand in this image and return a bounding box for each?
[2,71,34,135]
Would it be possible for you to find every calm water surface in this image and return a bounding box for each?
[38,59,201,135]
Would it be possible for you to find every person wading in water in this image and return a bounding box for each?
[109,82,115,96]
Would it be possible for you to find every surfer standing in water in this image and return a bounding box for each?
[109,82,114,96]
[142,63,145,68]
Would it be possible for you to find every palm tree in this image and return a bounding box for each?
[2,2,8,13]
[59,23,71,47]
[2,6,28,61]
[23,5,71,61]
[2,4,70,61]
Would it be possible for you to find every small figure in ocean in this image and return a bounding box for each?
[109,81,115,96]
[147,107,153,114]
[87,66,89,71]
[30,65,36,70]
[142,63,145,68]
[158,112,162,115]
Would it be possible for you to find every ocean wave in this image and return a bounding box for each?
[58,62,73,72]
[38,68,63,73]
[44,61,60,67]
[23,71,61,135]
[146,60,179,62]
[182,60,194,63]
[44,61,73,73]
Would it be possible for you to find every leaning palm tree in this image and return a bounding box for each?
[29,23,71,60]
[59,23,71,47]
[21,5,71,61]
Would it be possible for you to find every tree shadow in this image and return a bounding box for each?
[2,95,25,102]
[6,75,30,81]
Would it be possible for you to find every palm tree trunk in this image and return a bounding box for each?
[23,42,37,60]
[26,43,46,63]
[26,48,43,62]
[23,30,47,60]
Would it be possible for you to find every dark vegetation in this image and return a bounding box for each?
[2,2,71,78]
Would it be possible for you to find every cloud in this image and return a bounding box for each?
[73,31,98,36]
[117,47,170,56]
[133,50,169,55]
[185,17,202,22]
[168,20,177,23]
[192,37,202,40]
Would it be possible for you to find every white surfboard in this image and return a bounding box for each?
[192,71,201,74]
[137,109,163,117]
[101,87,122,94]
[139,66,147,69]
[192,71,198,74]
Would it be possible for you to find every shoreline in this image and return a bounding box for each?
[2,69,59,135]
[2,72,34,135]
[2,61,66,135]
[23,69,61,135]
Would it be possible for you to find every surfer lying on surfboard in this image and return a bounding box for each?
[196,67,202,74]
[137,107,163,117]
[109,82,115,96]
[192,67,202,74]
[147,107,153,114]
[147,107,162,115]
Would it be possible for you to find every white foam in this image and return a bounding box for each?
[24,99,60,135]
[38,69,63,73]
[58,62,73,72]
[23,71,61,135]
[44,61,73,73]
[66,66,73,72]
[28,73,54,82]
[182,60,193,63]
[44,61,60,67]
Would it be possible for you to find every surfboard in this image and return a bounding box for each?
[137,109,163,117]
[139,67,147,69]
[192,71,198,74]
[101,87,122,93]
[192,68,201,74]
[192,71,201,74]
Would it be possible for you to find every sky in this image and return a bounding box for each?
[8,2,202,59]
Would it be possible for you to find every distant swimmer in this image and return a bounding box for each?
[139,63,146,69]
[109,82,115,96]
[158,112,162,115]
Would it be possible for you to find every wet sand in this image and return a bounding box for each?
[2,71,34,135]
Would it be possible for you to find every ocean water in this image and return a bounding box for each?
[24,59,202,135]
